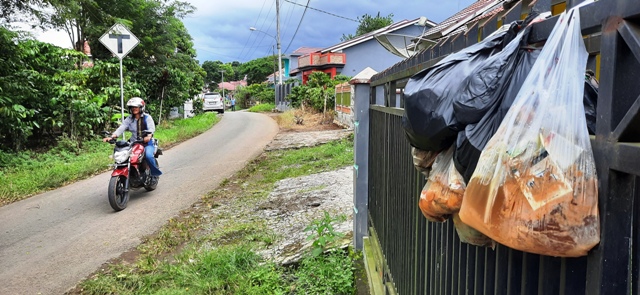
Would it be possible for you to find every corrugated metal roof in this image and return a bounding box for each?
[321,18,425,53]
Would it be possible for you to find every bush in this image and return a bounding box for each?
[248,103,275,113]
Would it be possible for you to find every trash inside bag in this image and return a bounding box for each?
[459,8,600,257]
[454,64,599,183]
[402,28,512,151]
[452,213,494,247]
[454,48,541,183]
[418,147,465,222]
[411,147,439,177]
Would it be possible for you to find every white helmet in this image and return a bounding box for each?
[126,97,145,113]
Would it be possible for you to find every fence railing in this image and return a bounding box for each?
[356,0,640,294]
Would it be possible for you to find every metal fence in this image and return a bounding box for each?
[362,0,640,294]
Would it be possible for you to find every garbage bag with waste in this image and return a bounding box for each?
[418,147,465,222]
[402,27,515,151]
[459,7,600,257]
[454,48,541,182]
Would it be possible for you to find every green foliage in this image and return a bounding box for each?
[286,72,352,113]
[0,0,205,151]
[201,60,235,87]
[255,138,354,185]
[81,246,288,295]
[304,211,347,257]
[239,56,278,85]
[295,251,356,295]
[341,12,395,42]
[248,103,275,113]
[235,83,275,106]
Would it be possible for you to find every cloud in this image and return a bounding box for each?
[25,0,479,64]
[184,0,477,63]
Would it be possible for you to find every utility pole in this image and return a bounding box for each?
[219,70,225,99]
[275,0,283,85]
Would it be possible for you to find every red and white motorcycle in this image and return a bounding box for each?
[105,132,161,211]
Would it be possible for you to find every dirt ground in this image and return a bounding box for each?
[267,109,344,132]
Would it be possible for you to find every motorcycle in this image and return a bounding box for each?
[104,131,162,211]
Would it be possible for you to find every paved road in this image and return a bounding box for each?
[0,111,279,295]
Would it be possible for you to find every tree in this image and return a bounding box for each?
[0,0,204,149]
[201,60,234,87]
[0,0,52,22]
[340,12,394,42]
[239,56,278,85]
[286,72,351,114]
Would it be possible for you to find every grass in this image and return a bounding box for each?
[250,138,353,185]
[248,103,275,113]
[274,110,295,129]
[0,112,220,206]
[76,137,357,295]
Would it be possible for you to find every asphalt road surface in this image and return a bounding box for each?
[0,111,279,294]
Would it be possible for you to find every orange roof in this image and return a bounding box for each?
[218,80,247,91]
[291,47,323,55]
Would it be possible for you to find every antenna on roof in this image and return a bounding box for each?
[416,16,429,27]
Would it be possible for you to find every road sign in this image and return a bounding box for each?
[99,24,139,60]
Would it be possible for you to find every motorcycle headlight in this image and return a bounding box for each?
[113,150,130,163]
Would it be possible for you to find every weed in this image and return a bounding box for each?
[295,250,356,295]
[274,110,295,129]
[304,211,348,257]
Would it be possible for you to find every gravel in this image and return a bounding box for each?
[256,166,354,265]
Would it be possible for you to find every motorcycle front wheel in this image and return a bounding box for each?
[108,175,129,211]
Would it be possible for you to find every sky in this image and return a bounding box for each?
[28,0,478,64]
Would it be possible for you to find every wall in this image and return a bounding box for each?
[340,25,425,77]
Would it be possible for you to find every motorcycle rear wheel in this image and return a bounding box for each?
[108,175,129,211]
[144,159,159,191]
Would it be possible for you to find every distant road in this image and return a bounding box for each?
[0,111,279,294]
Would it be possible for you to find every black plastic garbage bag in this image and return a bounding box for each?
[402,30,509,151]
[454,48,541,182]
[584,70,598,135]
[453,24,532,126]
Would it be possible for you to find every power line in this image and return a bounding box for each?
[241,0,276,61]
[237,0,270,60]
[283,0,358,22]
[283,0,310,53]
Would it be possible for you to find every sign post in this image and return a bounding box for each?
[99,24,140,130]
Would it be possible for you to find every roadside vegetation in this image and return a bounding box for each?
[75,138,358,295]
[0,113,220,206]
[248,103,275,113]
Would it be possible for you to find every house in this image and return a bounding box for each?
[218,80,247,93]
[265,47,321,84]
[290,18,436,84]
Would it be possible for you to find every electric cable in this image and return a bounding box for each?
[283,0,358,22]
[283,0,310,53]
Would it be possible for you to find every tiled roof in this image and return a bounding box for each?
[291,47,323,55]
[218,81,247,91]
[423,0,504,39]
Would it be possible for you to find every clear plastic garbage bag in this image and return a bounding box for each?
[459,6,600,257]
[418,147,465,222]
